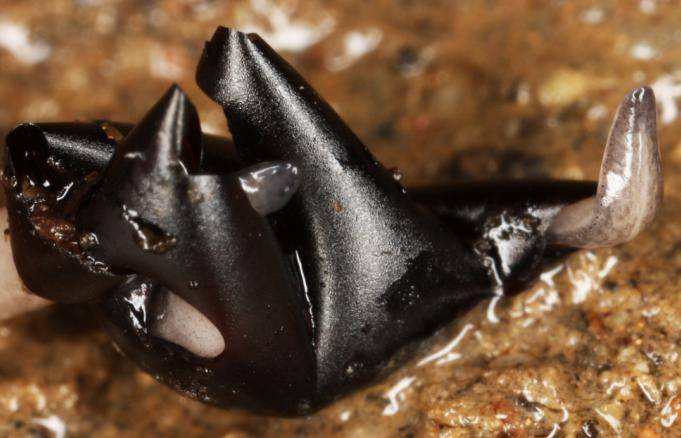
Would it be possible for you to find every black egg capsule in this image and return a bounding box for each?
[2,26,662,416]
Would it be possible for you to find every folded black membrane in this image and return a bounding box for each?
[10,26,658,416]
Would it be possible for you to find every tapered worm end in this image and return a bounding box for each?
[151,289,226,359]
[548,86,663,248]
[115,84,202,174]
[238,162,300,215]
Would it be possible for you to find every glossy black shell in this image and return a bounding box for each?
[3,27,597,415]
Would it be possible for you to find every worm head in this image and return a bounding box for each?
[547,87,663,248]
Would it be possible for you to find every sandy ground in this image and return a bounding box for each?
[1,0,681,436]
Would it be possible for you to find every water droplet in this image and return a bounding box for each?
[390,167,403,182]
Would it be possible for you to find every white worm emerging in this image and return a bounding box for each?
[547,86,663,248]
[238,162,300,215]
[151,289,225,358]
